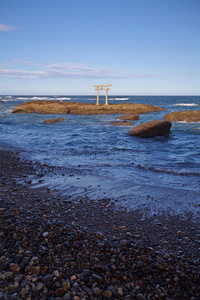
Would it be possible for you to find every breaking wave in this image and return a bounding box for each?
[136,163,200,176]
[109,98,130,101]
[172,103,198,107]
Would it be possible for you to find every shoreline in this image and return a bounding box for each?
[0,143,200,299]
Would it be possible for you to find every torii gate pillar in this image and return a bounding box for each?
[94,84,112,105]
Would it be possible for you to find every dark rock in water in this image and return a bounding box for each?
[116,113,140,120]
[128,120,172,137]
[164,110,200,122]
[110,120,133,126]
[43,117,64,124]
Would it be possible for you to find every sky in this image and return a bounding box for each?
[0,0,200,95]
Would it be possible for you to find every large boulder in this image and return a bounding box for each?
[116,114,139,120]
[110,120,133,126]
[128,120,172,137]
[43,117,64,124]
[164,110,200,122]
[12,101,164,115]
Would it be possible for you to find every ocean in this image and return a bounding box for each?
[0,95,200,218]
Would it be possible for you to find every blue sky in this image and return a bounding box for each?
[0,0,200,95]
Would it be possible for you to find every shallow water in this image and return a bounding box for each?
[0,95,200,217]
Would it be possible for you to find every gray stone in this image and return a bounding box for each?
[92,273,103,283]
[20,278,29,288]
[137,294,147,300]
[43,274,53,282]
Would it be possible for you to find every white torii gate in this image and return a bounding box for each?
[94,84,112,105]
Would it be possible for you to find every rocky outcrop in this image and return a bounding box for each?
[116,114,139,120]
[110,120,133,126]
[164,110,200,122]
[128,120,172,137]
[12,101,70,114]
[43,117,64,124]
[12,101,164,115]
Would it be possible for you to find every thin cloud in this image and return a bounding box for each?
[0,24,17,31]
[0,69,126,79]
[0,69,44,79]
[46,62,113,76]
[0,62,130,79]
[13,59,43,66]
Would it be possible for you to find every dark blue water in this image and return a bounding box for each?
[0,95,200,217]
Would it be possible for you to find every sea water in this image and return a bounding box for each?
[0,95,200,217]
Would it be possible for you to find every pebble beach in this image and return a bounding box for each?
[0,145,199,300]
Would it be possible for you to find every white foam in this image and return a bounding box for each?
[172,103,198,107]
[109,98,130,101]
[56,97,72,100]
[115,98,129,100]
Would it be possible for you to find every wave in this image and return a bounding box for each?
[16,96,73,101]
[17,97,56,101]
[109,97,129,101]
[136,163,200,176]
[114,98,129,101]
[52,160,200,178]
[0,109,12,114]
[1,96,14,102]
[172,103,198,107]
[56,97,71,101]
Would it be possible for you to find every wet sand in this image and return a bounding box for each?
[0,144,199,299]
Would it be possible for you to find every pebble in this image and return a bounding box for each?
[102,289,112,297]
[42,231,49,237]
[43,274,53,282]
[93,287,102,295]
[137,294,147,300]
[62,281,70,291]
[92,273,103,283]
[20,278,29,288]
[117,287,123,296]
[36,282,44,290]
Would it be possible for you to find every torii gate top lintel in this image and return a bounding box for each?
[94,84,112,105]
